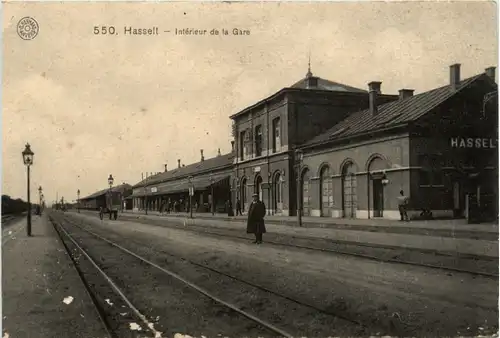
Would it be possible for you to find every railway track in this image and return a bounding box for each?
[2,213,26,227]
[95,213,498,278]
[51,214,377,337]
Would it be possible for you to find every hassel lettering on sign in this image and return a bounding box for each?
[450,137,498,149]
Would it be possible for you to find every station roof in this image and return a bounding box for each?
[80,183,132,201]
[303,72,494,148]
[131,172,230,198]
[229,71,367,119]
[289,76,366,93]
[132,152,234,189]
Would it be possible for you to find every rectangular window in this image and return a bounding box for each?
[255,125,263,157]
[430,156,444,186]
[419,154,444,187]
[239,131,246,160]
[272,117,281,153]
[244,129,251,158]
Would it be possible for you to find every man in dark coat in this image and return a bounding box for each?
[246,193,266,244]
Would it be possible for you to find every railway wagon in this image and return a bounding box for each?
[98,191,121,220]
[82,198,98,210]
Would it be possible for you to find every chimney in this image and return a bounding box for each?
[146,172,149,178]
[142,172,144,180]
[398,89,414,100]
[217,148,221,156]
[200,149,205,161]
[231,141,235,152]
[164,164,168,172]
[368,81,382,116]
[450,63,461,90]
[485,67,496,82]
[177,159,181,168]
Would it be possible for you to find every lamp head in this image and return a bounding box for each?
[381,172,389,185]
[22,143,34,166]
[295,148,304,161]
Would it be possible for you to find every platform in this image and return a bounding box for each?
[82,210,499,258]
[2,214,110,338]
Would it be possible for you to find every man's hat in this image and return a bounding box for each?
[252,193,258,197]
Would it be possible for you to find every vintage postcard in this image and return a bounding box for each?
[2,1,498,337]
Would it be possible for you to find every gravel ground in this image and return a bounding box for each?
[87,212,498,275]
[61,212,498,337]
[52,214,295,338]
[119,212,499,240]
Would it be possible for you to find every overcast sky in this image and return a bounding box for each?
[2,1,498,203]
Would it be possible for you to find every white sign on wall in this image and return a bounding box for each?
[151,187,158,193]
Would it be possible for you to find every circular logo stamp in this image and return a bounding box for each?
[17,17,39,40]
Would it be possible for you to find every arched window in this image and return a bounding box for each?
[320,165,333,217]
[273,172,282,211]
[301,168,311,216]
[341,161,358,218]
[241,178,247,208]
[255,175,263,201]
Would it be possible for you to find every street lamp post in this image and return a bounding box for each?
[108,174,114,190]
[295,149,304,227]
[38,186,42,215]
[143,185,148,215]
[77,189,80,213]
[209,174,215,215]
[108,174,114,218]
[22,143,34,237]
[108,173,114,205]
[188,176,194,219]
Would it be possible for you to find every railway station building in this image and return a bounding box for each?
[296,64,498,220]
[130,149,234,214]
[229,67,399,215]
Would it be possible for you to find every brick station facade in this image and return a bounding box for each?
[231,64,498,220]
[90,62,496,221]
[229,70,397,215]
[295,65,498,220]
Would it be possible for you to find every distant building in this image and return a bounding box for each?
[79,183,133,211]
[130,150,234,214]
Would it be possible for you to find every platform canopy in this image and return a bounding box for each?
[132,172,230,198]
[80,183,132,201]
